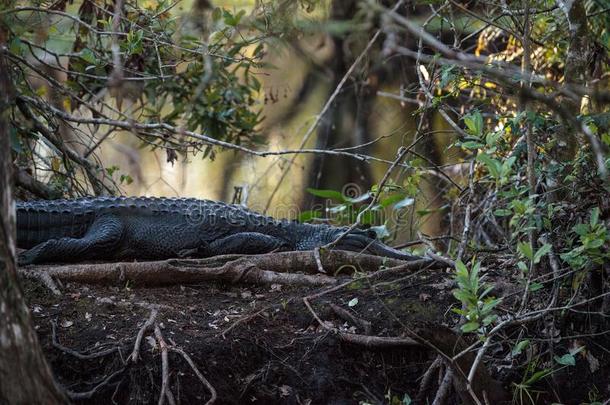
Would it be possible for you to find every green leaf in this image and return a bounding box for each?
[453,290,471,302]
[345,192,371,204]
[223,9,246,26]
[9,37,23,55]
[464,111,483,136]
[455,259,468,275]
[518,242,534,261]
[348,298,359,307]
[512,339,530,356]
[482,314,497,326]
[585,238,604,249]
[298,210,321,222]
[494,209,512,217]
[533,243,552,264]
[328,204,347,214]
[451,308,467,316]
[470,262,481,283]
[476,153,501,179]
[379,194,407,208]
[523,368,553,386]
[529,282,543,292]
[119,174,133,185]
[105,165,119,176]
[80,48,97,64]
[573,223,588,236]
[359,209,380,225]
[439,65,456,87]
[481,297,501,312]
[485,130,502,146]
[554,353,576,366]
[306,188,345,202]
[212,7,222,21]
[479,285,494,300]
[393,196,415,209]
[590,207,600,226]
[503,156,517,171]
[461,322,480,333]
[460,141,485,149]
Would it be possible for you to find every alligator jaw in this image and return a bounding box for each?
[366,240,421,261]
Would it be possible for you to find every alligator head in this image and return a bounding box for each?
[330,227,418,261]
[294,224,418,261]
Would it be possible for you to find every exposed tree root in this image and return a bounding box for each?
[65,368,125,401]
[416,355,442,403]
[219,300,296,339]
[20,268,62,295]
[19,251,434,287]
[170,346,217,405]
[22,251,455,403]
[329,302,373,335]
[51,320,121,360]
[303,292,420,347]
[154,324,176,405]
[411,325,509,405]
[130,307,159,363]
[432,366,454,405]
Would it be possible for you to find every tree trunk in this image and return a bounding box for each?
[556,0,590,159]
[0,32,68,405]
[300,0,374,211]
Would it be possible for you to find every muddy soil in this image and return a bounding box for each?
[22,265,610,404]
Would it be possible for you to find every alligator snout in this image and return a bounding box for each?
[336,231,419,261]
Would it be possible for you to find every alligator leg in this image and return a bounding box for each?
[18,215,124,265]
[204,232,290,256]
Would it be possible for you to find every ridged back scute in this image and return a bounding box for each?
[17,198,98,248]
[179,199,281,231]
[16,196,286,247]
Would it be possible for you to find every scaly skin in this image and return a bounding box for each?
[16,196,421,265]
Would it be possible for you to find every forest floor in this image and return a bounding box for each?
[21,257,610,405]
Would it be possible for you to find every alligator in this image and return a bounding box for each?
[16,196,420,265]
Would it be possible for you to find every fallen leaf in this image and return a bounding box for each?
[61,320,74,328]
[279,385,292,397]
